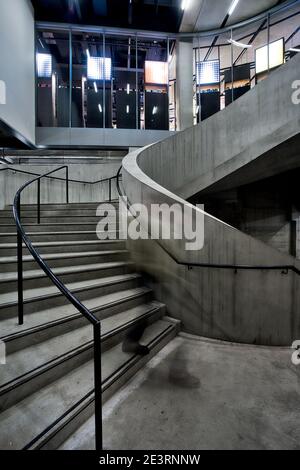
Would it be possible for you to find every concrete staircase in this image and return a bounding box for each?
[0,202,179,449]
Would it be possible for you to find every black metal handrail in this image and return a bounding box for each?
[116,167,300,276]
[12,165,106,451]
[3,165,118,222]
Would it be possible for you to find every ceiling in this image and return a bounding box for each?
[181,0,286,33]
[31,0,287,33]
[31,0,183,33]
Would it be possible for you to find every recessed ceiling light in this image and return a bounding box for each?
[228,0,240,16]
[181,0,189,11]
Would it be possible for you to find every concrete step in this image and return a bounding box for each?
[0,230,119,243]
[0,215,116,224]
[0,223,115,233]
[0,273,143,321]
[0,249,129,273]
[0,239,126,256]
[1,209,118,218]
[0,301,165,411]
[0,260,136,294]
[0,318,177,450]
[5,202,120,211]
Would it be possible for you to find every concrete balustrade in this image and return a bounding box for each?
[140,53,300,201]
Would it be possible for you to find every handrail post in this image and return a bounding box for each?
[109,179,112,202]
[16,197,24,325]
[37,179,41,224]
[93,321,103,451]
[66,167,69,204]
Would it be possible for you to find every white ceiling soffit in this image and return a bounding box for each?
[180,0,280,33]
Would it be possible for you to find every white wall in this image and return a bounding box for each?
[0,0,35,144]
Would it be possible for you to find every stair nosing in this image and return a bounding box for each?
[0,305,164,394]
[0,260,135,284]
[23,322,175,451]
[0,249,129,266]
[0,273,142,310]
[1,287,154,343]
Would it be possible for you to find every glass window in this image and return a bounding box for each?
[137,38,169,130]
[36,30,70,128]
[105,34,138,130]
[71,32,105,128]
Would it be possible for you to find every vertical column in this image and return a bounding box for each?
[175,38,194,131]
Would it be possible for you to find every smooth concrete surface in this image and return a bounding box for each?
[121,54,300,346]
[140,53,300,201]
[0,161,121,208]
[36,127,174,149]
[61,334,300,450]
[0,0,35,144]
[175,39,194,130]
[122,146,300,345]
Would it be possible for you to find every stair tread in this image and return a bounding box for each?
[0,319,173,450]
[0,249,128,264]
[0,285,151,338]
[0,301,164,388]
[0,240,123,249]
[0,273,141,308]
[0,260,134,282]
[0,231,113,236]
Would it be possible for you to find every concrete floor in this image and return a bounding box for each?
[61,334,300,450]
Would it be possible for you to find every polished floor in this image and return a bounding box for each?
[61,333,300,450]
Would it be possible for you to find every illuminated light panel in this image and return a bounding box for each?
[145,61,168,85]
[228,0,240,16]
[196,60,220,85]
[255,38,284,75]
[37,53,52,78]
[88,57,112,81]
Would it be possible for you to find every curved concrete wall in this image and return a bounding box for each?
[122,55,300,346]
[140,53,300,200]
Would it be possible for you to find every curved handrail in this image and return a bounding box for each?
[13,166,99,326]
[0,165,117,185]
[116,167,300,276]
[12,165,103,450]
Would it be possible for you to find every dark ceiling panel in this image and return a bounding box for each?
[31,0,183,33]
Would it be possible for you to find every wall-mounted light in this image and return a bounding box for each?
[127,83,130,94]
[228,39,252,49]
[37,53,52,78]
[126,105,130,114]
[94,82,98,93]
[98,104,102,113]
[255,38,284,75]
[145,61,168,85]
[88,56,112,81]
[228,0,240,16]
[196,60,220,85]
[152,106,158,115]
